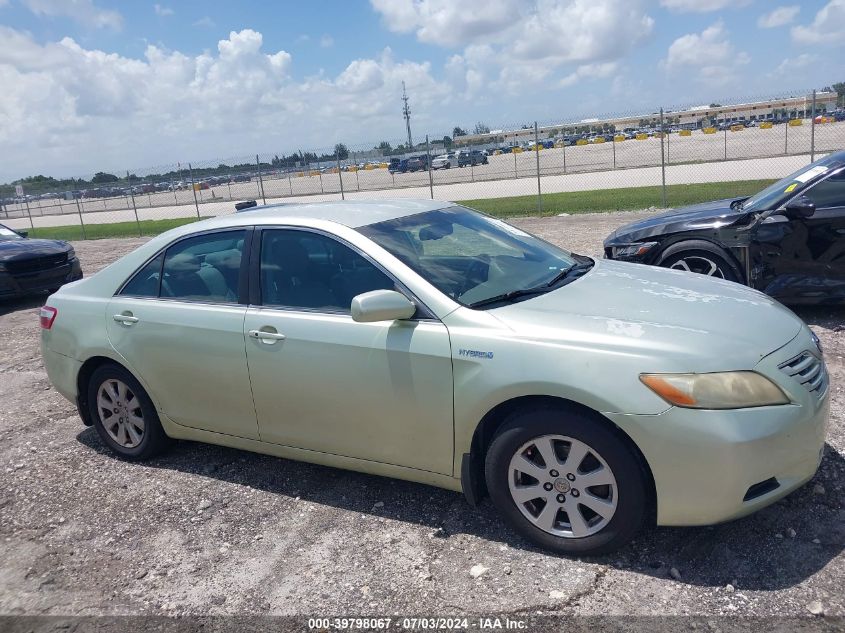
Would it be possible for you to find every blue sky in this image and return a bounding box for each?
[0,0,842,180]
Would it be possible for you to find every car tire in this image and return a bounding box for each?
[87,363,169,461]
[485,406,646,555]
[657,240,741,283]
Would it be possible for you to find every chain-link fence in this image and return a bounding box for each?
[2,89,843,239]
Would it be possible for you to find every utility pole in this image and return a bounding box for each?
[402,81,413,150]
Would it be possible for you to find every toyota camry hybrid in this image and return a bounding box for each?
[41,200,828,554]
[604,150,845,304]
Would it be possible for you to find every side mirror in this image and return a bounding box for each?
[351,289,416,323]
[783,195,816,219]
[18,230,28,238]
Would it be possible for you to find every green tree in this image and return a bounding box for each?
[453,126,467,137]
[474,122,490,135]
[832,82,845,107]
[91,172,119,183]
[376,141,392,155]
[334,143,349,160]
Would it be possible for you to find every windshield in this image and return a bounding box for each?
[358,206,578,307]
[0,224,23,242]
[743,153,845,212]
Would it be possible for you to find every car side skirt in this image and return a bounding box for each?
[160,413,465,494]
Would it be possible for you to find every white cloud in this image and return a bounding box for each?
[757,5,799,28]
[664,22,749,68]
[559,62,617,87]
[22,0,123,30]
[769,53,817,76]
[660,0,748,12]
[663,22,749,84]
[154,4,174,17]
[0,27,453,179]
[508,1,654,65]
[193,16,215,28]
[791,0,845,44]
[372,0,652,96]
[319,34,334,48]
[370,0,517,47]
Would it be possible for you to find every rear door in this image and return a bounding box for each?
[106,229,261,439]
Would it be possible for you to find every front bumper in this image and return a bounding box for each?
[0,258,82,300]
[605,329,829,526]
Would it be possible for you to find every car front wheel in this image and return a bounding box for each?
[87,363,169,460]
[657,240,741,283]
[485,406,647,555]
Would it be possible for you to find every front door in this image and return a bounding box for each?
[756,169,845,302]
[106,229,260,439]
[243,228,455,474]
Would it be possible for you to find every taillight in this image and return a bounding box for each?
[40,306,58,330]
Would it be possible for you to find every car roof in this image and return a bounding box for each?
[210,199,454,230]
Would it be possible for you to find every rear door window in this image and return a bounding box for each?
[161,231,246,302]
[120,253,164,297]
[120,230,246,302]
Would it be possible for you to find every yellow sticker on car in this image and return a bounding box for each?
[784,183,798,193]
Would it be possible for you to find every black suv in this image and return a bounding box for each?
[0,224,82,301]
[604,151,845,305]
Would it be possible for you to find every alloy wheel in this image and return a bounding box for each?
[508,434,618,538]
[96,379,145,448]
[669,255,726,278]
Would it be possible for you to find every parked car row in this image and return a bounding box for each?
[0,174,261,206]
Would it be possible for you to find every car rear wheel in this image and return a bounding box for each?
[657,240,741,283]
[87,363,169,460]
[485,406,646,555]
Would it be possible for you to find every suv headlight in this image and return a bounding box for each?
[67,247,76,260]
[611,242,657,258]
[640,371,789,409]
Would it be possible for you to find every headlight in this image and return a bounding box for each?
[640,371,790,409]
[810,330,823,355]
[611,242,657,258]
[67,247,76,260]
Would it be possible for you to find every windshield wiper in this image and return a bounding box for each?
[543,261,594,287]
[467,286,552,309]
[467,261,594,309]
[730,197,749,210]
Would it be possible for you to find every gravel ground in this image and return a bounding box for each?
[1,211,843,619]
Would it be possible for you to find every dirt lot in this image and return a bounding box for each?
[1,211,843,619]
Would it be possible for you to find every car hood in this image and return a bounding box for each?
[488,259,802,372]
[605,198,747,244]
[0,239,71,262]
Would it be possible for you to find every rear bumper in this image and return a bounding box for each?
[0,258,82,300]
[41,341,82,404]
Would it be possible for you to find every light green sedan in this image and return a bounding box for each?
[40,201,829,554]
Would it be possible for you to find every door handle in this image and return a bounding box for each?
[248,329,286,343]
[113,314,139,325]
